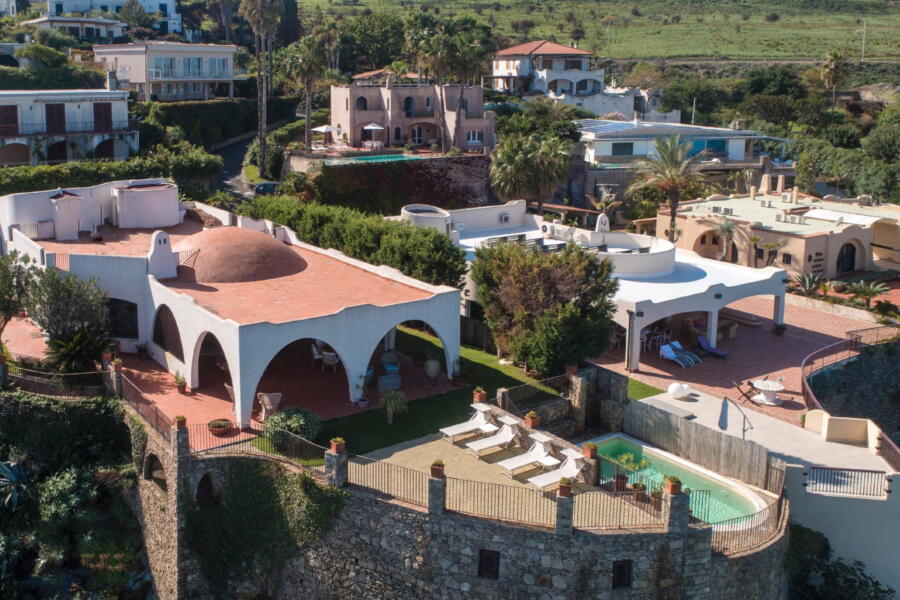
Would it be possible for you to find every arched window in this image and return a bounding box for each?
[394,126,401,142]
[152,305,184,361]
[143,454,167,492]
[196,473,216,505]
[355,96,368,111]
[108,298,138,339]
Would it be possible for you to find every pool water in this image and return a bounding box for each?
[325,154,424,165]
[590,436,759,523]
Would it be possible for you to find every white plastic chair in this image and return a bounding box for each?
[310,343,324,368]
[322,351,341,373]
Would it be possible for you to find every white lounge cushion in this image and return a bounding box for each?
[466,424,516,456]
[527,457,584,490]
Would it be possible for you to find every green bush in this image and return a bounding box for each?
[821,123,861,149]
[264,407,322,442]
[38,467,98,523]
[238,198,467,287]
[0,142,222,196]
[0,64,104,90]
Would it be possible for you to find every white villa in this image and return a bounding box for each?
[0,86,137,166]
[47,0,181,33]
[93,42,238,101]
[20,15,128,42]
[398,200,787,372]
[0,180,461,427]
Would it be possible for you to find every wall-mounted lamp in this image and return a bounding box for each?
[714,293,722,299]
[782,278,789,284]
[636,311,644,317]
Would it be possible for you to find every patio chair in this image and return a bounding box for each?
[322,351,341,373]
[256,392,282,421]
[224,382,235,402]
[732,380,754,404]
[466,423,518,458]
[697,335,729,358]
[670,340,702,365]
[659,344,691,369]
[310,342,324,368]
[496,441,557,478]
[527,456,585,492]
[439,410,497,443]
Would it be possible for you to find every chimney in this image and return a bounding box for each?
[106,70,118,91]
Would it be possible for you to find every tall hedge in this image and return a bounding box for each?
[0,65,105,90]
[0,143,223,196]
[136,97,299,148]
[239,198,467,288]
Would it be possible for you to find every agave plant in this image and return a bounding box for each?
[0,461,27,511]
[793,272,824,297]
[846,281,890,309]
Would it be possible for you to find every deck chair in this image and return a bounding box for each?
[670,340,702,365]
[466,424,518,458]
[322,351,341,373]
[732,380,754,404]
[497,441,555,478]
[256,392,282,421]
[310,342,324,368]
[697,335,729,358]
[660,344,690,369]
[527,456,585,492]
[439,410,496,443]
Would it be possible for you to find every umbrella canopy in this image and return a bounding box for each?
[311,125,338,133]
[363,123,385,130]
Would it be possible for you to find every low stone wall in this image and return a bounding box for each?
[785,293,879,323]
[583,365,629,432]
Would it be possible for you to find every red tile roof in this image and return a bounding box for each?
[495,40,591,57]
[353,67,422,80]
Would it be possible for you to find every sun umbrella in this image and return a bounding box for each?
[363,123,384,130]
[718,397,729,431]
[311,125,338,133]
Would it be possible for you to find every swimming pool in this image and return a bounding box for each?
[324,154,425,165]
[586,433,766,523]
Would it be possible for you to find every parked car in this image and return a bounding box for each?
[252,182,281,196]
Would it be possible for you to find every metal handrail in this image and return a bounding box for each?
[0,120,134,137]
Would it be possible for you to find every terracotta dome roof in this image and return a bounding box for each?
[172,227,305,283]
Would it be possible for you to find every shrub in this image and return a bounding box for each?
[431,458,444,467]
[764,12,780,22]
[861,123,900,163]
[45,325,111,373]
[14,45,68,68]
[34,28,79,50]
[0,64,104,90]
[264,407,322,441]
[38,467,98,523]
[822,124,861,149]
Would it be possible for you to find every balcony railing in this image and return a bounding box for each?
[148,69,234,80]
[0,120,135,137]
[404,108,435,118]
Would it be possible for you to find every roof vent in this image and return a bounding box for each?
[723,207,734,216]
[712,206,722,213]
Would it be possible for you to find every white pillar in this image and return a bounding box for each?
[228,81,234,99]
[773,292,785,326]
[706,310,719,348]
[625,311,641,372]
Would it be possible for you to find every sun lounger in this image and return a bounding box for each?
[497,440,559,477]
[697,335,729,358]
[660,344,690,369]
[466,424,518,458]
[439,410,496,443]
[670,340,702,365]
[527,456,585,492]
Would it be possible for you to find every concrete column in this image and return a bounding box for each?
[570,375,587,432]
[496,387,509,410]
[427,475,446,515]
[555,493,574,536]
[705,310,719,348]
[325,449,348,487]
[172,418,190,458]
[664,492,690,535]
[203,83,209,100]
[625,311,641,372]
[776,175,785,194]
[228,81,234,99]
[773,292,785,326]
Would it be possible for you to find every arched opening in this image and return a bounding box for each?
[94,138,115,160]
[152,305,184,361]
[0,143,31,166]
[547,79,574,94]
[836,242,858,275]
[196,473,216,505]
[393,126,401,144]
[691,230,721,260]
[0,54,18,68]
[193,331,231,397]
[575,78,602,95]
[254,338,350,421]
[46,140,68,164]
[355,96,368,111]
[403,96,414,116]
[729,241,740,264]
[407,123,436,146]
[108,298,138,339]
[143,453,167,492]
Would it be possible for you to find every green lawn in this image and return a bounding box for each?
[316,327,539,455]
[628,378,664,401]
[243,164,263,184]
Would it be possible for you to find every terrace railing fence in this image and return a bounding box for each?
[5,363,109,399]
[710,494,785,556]
[444,477,557,528]
[505,374,573,415]
[121,374,173,443]
[347,455,428,507]
[804,466,888,499]
[573,490,666,529]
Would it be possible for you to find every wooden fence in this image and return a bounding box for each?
[623,400,779,491]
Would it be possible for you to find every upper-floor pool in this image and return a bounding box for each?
[324,154,425,165]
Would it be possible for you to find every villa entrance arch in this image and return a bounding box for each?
[152,304,184,361]
[836,241,861,275]
[189,331,232,397]
[407,122,436,145]
[46,140,68,164]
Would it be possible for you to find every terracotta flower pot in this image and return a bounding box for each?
[583,445,597,459]
[101,351,112,363]
[665,480,682,496]
[473,389,487,404]
[524,415,540,429]
[430,464,445,479]
[329,440,345,454]
[558,482,572,498]
[176,383,187,394]
[208,420,233,436]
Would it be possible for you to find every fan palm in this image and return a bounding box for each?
[762,241,785,266]
[626,136,706,243]
[490,133,571,215]
[846,281,889,309]
[587,189,622,216]
[749,235,762,268]
[821,50,846,108]
[283,36,326,150]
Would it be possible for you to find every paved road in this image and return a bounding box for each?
[213,137,252,196]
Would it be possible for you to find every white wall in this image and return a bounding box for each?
[116,186,179,229]
[727,138,745,161]
[448,200,528,231]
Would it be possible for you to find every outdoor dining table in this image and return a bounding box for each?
[751,379,784,406]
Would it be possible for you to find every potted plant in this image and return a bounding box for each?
[558,477,572,497]
[136,344,149,360]
[423,351,441,381]
[329,437,345,454]
[524,410,540,429]
[101,348,113,363]
[472,386,487,404]
[664,475,682,496]
[582,442,597,459]
[174,415,187,430]
[174,372,187,394]
[112,357,123,372]
[430,458,445,479]
[614,472,628,492]
[631,482,647,502]
[207,419,233,436]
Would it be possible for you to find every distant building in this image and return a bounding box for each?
[20,15,127,43]
[490,40,678,121]
[46,0,181,33]
[0,0,15,16]
[661,190,900,278]
[0,85,138,166]
[93,42,238,101]
[0,43,28,68]
[331,80,496,150]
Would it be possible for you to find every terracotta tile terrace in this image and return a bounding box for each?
[35,220,204,257]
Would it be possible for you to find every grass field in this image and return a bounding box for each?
[307,0,900,60]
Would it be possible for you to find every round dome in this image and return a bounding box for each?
[172,227,305,283]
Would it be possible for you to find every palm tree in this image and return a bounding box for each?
[490,133,571,215]
[626,136,706,243]
[388,60,410,85]
[793,272,824,297]
[712,219,737,262]
[846,281,889,309]
[749,235,762,268]
[587,189,622,217]
[239,0,283,179]
[821,50,847,108]
[762,241,784,266]
[284,36,326,150]
[213,0,234,42]
[448,32,493,150]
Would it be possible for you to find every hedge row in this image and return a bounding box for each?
[136,97,299,148]
[0,143,223,196]
[0,65,105,90]
[238,198,467,288]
